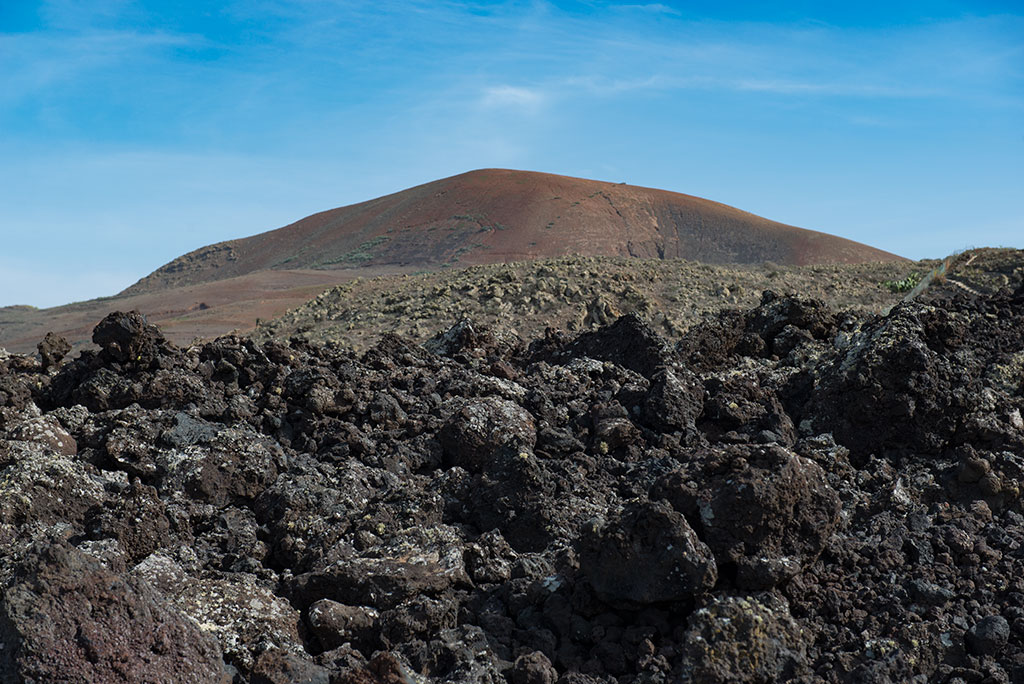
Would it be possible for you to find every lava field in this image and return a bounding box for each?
[2,282,1024,683]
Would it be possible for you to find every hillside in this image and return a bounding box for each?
[123,169,904,295]
[0,266,413,354]
[1,169,909,354]
[253,248,1024,352]
[254,255,917,352]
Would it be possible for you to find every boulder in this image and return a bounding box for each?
[579,500,717,607]
[0,543,231,683]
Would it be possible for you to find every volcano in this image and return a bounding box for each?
[123,168,903,295]
[1,169,906,353]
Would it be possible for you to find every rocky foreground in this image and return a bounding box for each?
[1,277,1024,682]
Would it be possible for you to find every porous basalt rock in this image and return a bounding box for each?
[639,366,704,437]
[438,396,537,470]
[578,500,717,607]
[92,309,174,367]
[545,313,678,379]
[808,288,1024,462]
[0,282,1021,683]
[682,593,808,683]
[37,331,71,370]
[0,542,231,683]
[653,444,841,589]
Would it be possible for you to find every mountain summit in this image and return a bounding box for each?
[123,169,903,295]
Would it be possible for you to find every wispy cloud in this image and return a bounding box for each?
[564,74,666,96]
[487,70,945,108]
[480,85,546,111]
[611,4,681,16]
[730,78,943,98]
[0,30,195,105]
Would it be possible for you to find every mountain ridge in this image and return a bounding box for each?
[122,168,904,295]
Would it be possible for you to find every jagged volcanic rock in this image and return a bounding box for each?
[1,278,1023,682]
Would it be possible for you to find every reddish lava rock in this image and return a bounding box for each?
[0,542,231,683]
[37,331,71,371]
[123,168,905,296]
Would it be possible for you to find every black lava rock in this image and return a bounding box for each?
[1,281,1023,683]
[966,615,1010,656]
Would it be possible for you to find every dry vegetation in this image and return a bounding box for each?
[254,254,920,351]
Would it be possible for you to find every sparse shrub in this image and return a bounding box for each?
[881,272,923,293]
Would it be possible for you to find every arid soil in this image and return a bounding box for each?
[0,265,417,354]
[256,256,917,353]
[124,169,904,296]
[1,247,1023,683]
[0,255,909,356]
[256,250,1021,354]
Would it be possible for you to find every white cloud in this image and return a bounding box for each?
[0,30,195,105]
[611,4,681,16]
[564,74,665,95]
[479,85,546,111]
[731,78,942,98]
[559,72,940,100]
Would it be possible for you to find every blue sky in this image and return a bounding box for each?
[1,1,1021,307]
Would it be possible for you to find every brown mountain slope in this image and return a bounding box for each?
[123,169,904,295]
[0,265,414,354]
